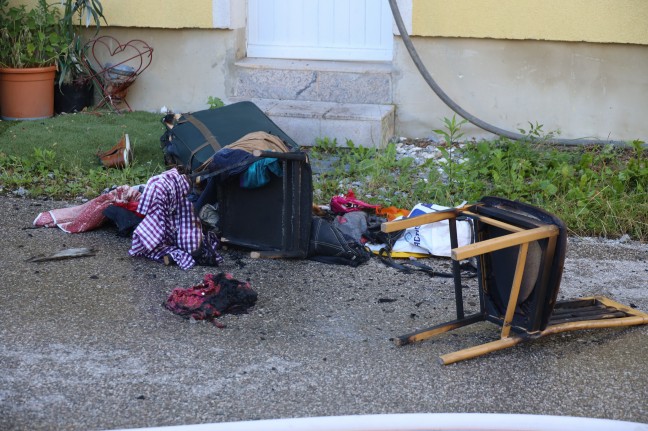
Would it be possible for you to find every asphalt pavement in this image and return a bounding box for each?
[1,196,647,431]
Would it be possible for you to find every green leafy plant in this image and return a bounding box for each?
[0,0,63,68]
[305,134,646,240]
[207,96,224,109]
[433,115,468,186]
[432,115,469,185]
[433,115,468,144]
[311,137,341,155]
[517,121,560,145]
[57,0,106,87]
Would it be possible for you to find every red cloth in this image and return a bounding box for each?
[33,185,141,233]
[163,273,258,322]
[330,189,380,214]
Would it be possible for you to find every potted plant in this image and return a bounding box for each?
[55,0,106,113]
[0,0,63,120]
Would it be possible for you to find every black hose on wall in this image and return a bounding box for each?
[388,0,636,147]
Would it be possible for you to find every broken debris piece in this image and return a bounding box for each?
[27,247,96,263]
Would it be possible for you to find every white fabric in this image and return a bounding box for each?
[401,203,473,257]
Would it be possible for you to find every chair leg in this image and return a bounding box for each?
[393,313,484,346]
[440,306,648,365]
[500,242,529,338]
[439,335,527,365]
[542,315,648,336]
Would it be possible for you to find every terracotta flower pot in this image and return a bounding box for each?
[0,66,57,120]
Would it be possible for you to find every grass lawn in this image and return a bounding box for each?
[0,110,646,241]
[0,111,163,171]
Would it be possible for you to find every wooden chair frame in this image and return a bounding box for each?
[381,198,648,365]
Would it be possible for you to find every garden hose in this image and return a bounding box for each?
[388,0,638,148]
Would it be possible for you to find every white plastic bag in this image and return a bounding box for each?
[402,203,473,257]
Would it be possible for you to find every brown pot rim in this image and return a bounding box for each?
[0,65,58,74]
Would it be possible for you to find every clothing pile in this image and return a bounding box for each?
[163,272,258,324]
[191,131,291,218]
[33,168,224,271]
[128,168,223,270]
[307,190,475,268]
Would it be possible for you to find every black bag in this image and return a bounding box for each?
[364,214,404,249]
[308,217,371,267]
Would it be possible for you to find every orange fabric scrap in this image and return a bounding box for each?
[376,206,410,221]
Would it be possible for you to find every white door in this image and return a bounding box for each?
[247,0,394,61]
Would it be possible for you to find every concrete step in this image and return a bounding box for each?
[234,58,393,105]
[229,97,395,148]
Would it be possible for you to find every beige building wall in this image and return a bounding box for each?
[7,0,648,142]
[74,0,246,114]
[100,0,214,28]
[392,37,648,142]
[411,0,648,44]
[87,27,246,115]
[395,0,648,141]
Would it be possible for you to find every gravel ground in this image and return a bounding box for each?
[0,195,647,430]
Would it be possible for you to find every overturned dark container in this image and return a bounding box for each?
[216,151,312,258]
[162,101,312,258]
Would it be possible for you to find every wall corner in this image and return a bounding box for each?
[392,0,413,35]
[213,0,246,29]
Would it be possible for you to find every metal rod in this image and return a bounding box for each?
[449,217,465,320]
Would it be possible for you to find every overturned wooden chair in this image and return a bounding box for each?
[382,196,648,365]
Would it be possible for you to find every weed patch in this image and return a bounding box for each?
[309,137,647,241]
[0,113,645,240]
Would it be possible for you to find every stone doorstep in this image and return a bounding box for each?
[228,97,395,148]
[234,58,393,105]
[235,57,393,73]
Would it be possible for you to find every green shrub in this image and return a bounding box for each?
[309,134,647,241]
